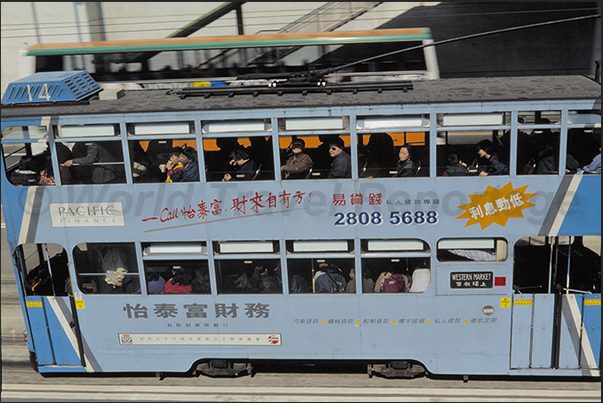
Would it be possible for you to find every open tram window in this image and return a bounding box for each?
[203,135,273,182]
[513,236,601,295]
[285,240,354,294]
[437,238,507,262]
[73,242,139,294]
[16,243,70,297]
[142,242,209,294]
[361,239,431,293]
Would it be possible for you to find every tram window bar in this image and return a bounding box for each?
[1,125,47,140]
[128,122,193,135]
[57,124,118,138]
[439,113,505,126]
[202,119,270,134]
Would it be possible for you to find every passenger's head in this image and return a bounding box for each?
[399,144,414,162]
[229,148,250,166]
[168,146,183,164]
[328,137,345,157]
[180,146,197,164]
[448,153,460,164]
[290,138,305,154]
[477,140,495,158]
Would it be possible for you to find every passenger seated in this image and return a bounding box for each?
[409,269,431,293]
[159,146,185,182]
[445,154,469,176]
[281,139,313,179]
[359,132,396,178]
[577,147,601,173]
[174,145,200,182]
[223,149,257,181]
[396,144,418,177]
[327,137,351,179]
[314,263,347,292]
[476,140,508,176]
[344,267,374,293]
[147,272,166,294]
[163,266,193,294]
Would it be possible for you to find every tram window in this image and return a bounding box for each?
[18,243,70,297]
[362,257,431,293]
[203,136,273,182]
[513,236,601,294]
[2,141,54,186]
[437,238,507,262]
[567,127,601,174]
[143,260,210,294]
[215,259,282,294]
[279,117,349,131]
[359,132,429,178]
[287,240,354,253]
[1,125,48,140]
[202,119,270,134]
[61,140,126,184]
[286,258,355,294]
[73,242,139,294]
[438,113,506,127]
[214,241,279,254]
[128,139,197,183]
[281,134,351,179]
[57,124,119,138]
[127,121,194,136]
[436,130,508,177]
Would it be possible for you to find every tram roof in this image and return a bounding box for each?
[2,75,600,119]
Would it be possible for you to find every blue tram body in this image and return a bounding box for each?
[1,71,600,377]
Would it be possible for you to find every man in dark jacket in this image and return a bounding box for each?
[327,137,351,178]
[177,146,200,182]
[63,142,123,183]
[314,263,347,293]
[476,140,508,176]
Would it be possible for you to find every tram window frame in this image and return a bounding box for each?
[17,243,70,297]
[127,121,194,136]
[278,117,349,132]
[437,238,508,262]
[201,119,271,134]
[56,123,120,138]
[73,242,140,295]
[203,135,274,182]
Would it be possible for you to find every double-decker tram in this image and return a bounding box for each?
[1,70,600,378]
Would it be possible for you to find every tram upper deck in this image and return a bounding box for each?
[2,75,600,117]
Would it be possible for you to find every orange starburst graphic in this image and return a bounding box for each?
[456,182,537,229]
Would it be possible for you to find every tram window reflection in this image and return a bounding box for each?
[215,259,282,294]
[73,242,140,294]
[19,243,70,297]
[437,238,507,262]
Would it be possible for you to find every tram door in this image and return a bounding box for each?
[511,236,601,371]
[15,244,85,368]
